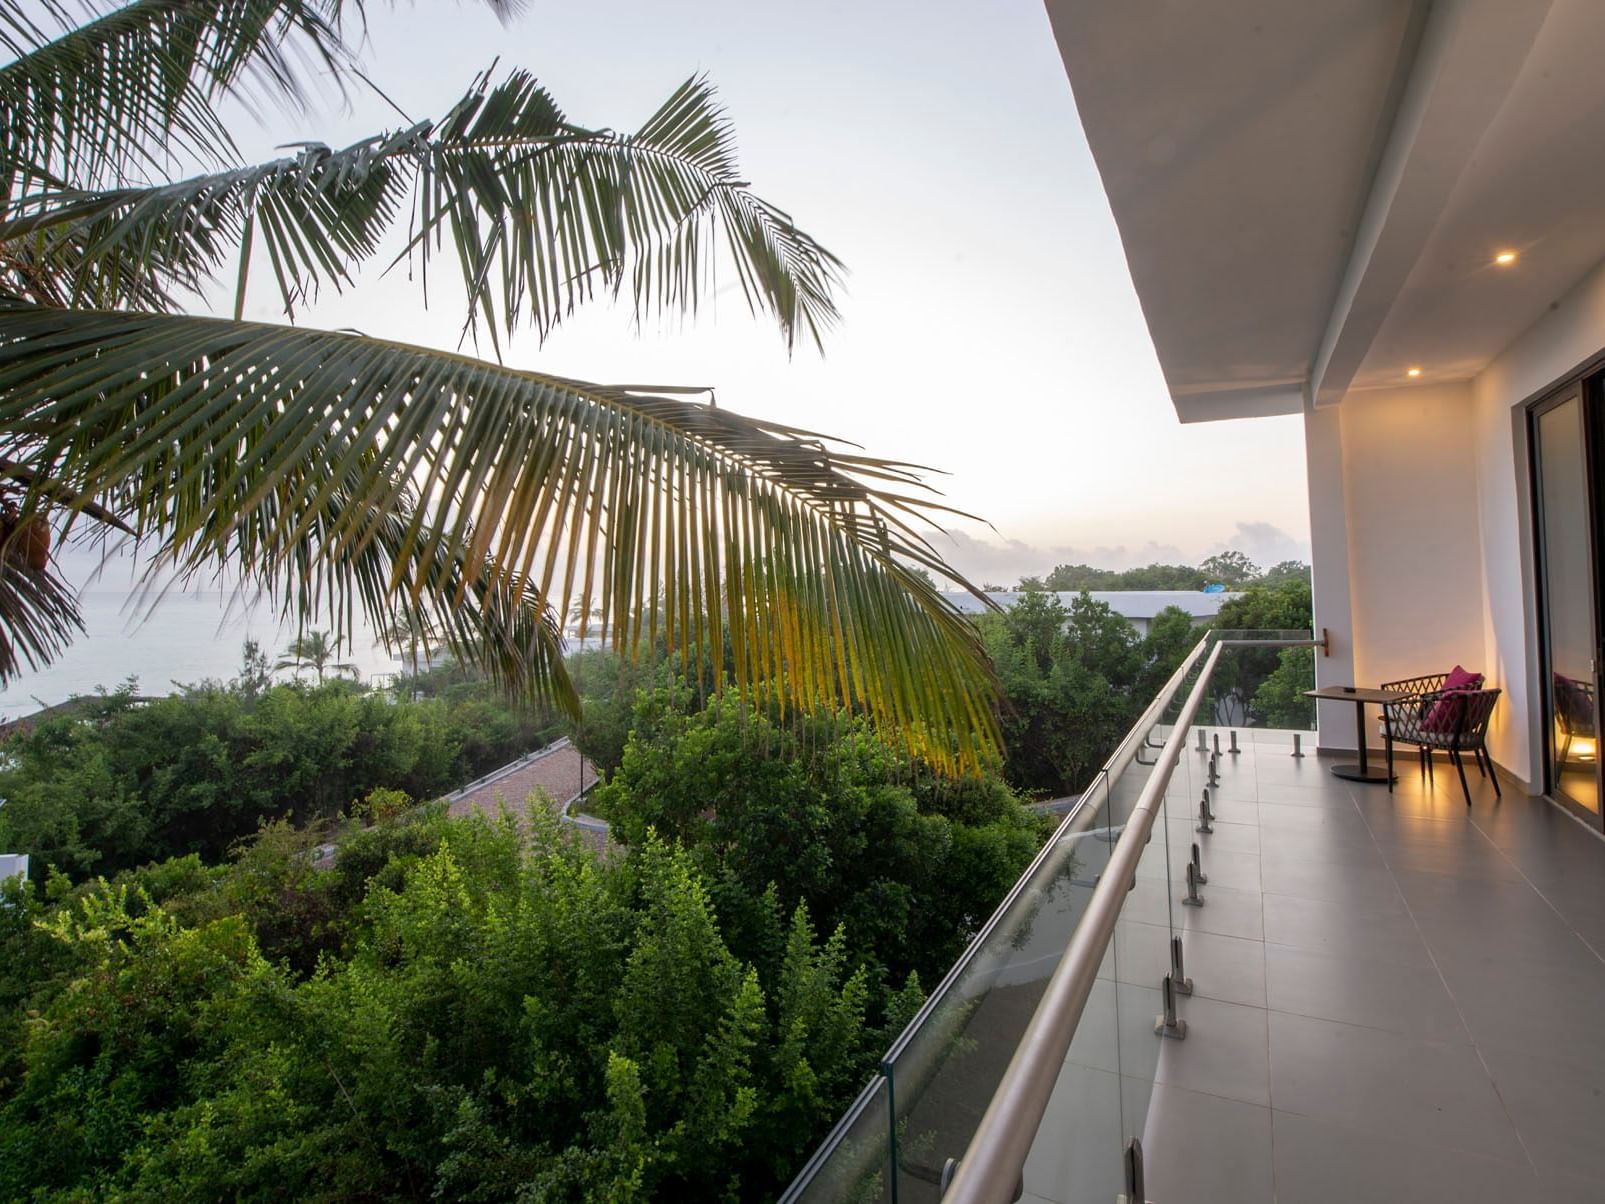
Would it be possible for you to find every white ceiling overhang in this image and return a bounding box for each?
[1048,0,1604,421]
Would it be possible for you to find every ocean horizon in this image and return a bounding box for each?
[0,587,400,722]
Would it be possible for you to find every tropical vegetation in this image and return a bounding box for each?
[0,671,1041,1201]
[0,0,999,776]
[0,663,558,880]
[976,591,1200,796]
[1016,553,1309,593]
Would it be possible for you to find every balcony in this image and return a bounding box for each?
[782,634,1605,1203]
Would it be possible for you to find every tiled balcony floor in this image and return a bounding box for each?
[1025,730,1605,1204]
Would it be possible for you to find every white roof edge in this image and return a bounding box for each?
[1171,383,1306,424]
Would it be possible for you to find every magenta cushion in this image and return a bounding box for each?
[1424,666,1483,732]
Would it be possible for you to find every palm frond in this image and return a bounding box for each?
[0,122,428,310]
[0,0,353,197]
[0,551,82,679]
[2,71,844,351]
[0,304,996,772]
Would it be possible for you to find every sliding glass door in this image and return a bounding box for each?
[1532,387,1602,821]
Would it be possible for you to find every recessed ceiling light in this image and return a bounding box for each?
[1494,250,1518,266]
[1407,367,1422,377]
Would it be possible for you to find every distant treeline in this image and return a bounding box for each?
[1004,552,1309,593]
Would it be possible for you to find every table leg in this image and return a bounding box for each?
[1331,699,1393,784]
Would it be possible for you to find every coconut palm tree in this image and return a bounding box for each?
[0,0,999,772]
[275,629,355,683]
[379,602,440,677]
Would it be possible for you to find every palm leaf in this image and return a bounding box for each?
[0,551,82,679]
[0,0,351,197]
[2,71,844,351]
[0,303,997,772]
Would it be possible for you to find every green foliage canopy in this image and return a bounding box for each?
[0,810,890,1201]
[592,689,1048,987]
[975,592,1197,797]
[0,676,556,880]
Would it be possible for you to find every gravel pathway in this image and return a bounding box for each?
[447,740,612,854]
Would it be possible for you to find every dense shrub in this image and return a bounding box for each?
[0,678,552,881]
[0,809,913,1202]
[592,688,1049,987]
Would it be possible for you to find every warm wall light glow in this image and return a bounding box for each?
[1495,250,1518,266]
[1406,367,1422,377]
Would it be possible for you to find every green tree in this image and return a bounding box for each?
[273,629,356,683]
[1214,577,1313,633]
[1251,647,1317,728]
[0,676,548,879]
[378,604,441,676]
[1043,563,1115,590]
[0,807,890,1201]
[594,690,1044,985]
[1138,605,1202,698]
[1200,550,1260,587]
[565,648,665,780]
[1042,562,1206,591]
[1258,559,1312,585]
[232,639,273,698]
[1210,577,1315,724]
[975,592,1198,796]
[0,0,998,777]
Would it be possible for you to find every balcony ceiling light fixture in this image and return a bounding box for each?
[1494,250,1518,266]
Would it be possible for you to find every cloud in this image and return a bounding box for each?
[921,522,1308,585]
[1209,522,1311,570]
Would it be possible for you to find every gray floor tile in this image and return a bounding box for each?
[1436,953,1605,1068]
[1178,882,1264,941]
[1258,853,1400,904]
[1270,1110,1540,1204]
[1103,919,1171,989]
[1027,740,1605,1202]
[1480,1041,1605,1186]
[1264,943,1469,1042]
[1172,817,1262,854]
[1380,837,1528,882]
[1141,1084,1274,1204]
[1257,802,1373,837]
[1190,846,1261,891]
[1155,995,1270,1106]
[1261,891,1438,971]
[1022,1061,1124,1204]
[1256,823,1384,862]
[1357,809,1490,846]
[1267,1011,1527,1164]
[1180,929,1267,1007]
[1065,977,1122,1076]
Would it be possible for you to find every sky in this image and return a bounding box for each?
[208,0,1312,580]
[4,0,1313,705]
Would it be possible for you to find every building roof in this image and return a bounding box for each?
[940,590,1241,620]
[1048,0,1605,419]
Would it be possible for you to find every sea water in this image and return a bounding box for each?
[0,580,398,722]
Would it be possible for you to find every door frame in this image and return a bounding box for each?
[1528,377,1605,826]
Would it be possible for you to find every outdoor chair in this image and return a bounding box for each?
[1380,672,1501,806]
[1554,672,1596,769]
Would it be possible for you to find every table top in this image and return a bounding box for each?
[1304,685,1410,704]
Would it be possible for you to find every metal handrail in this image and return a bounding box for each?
[941,636,1318,1204]
[878,631,1217,1071]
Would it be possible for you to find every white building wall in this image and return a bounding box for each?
[1341,383,1488,693]
[1469,254,1605,787]
[1307,255,1605,787]
[1304,404,1358,752]
[1305,384,1487,754]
